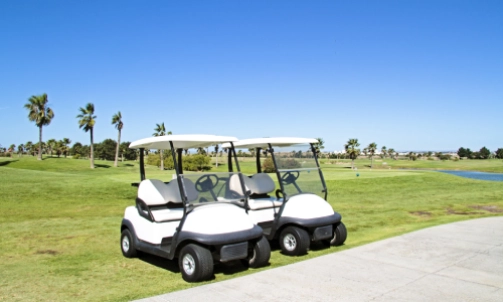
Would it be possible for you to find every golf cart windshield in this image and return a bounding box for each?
[180,172,246,205]
[273,145,325,199]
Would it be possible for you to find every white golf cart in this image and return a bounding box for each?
[223,137,347,256]
[121,135,270,282]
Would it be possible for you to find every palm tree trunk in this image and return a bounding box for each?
[160,150,164,170]
[371,155,373,169]
[114,130,120,167]
[38,126,43,160]
[90,128,95,169]
[351,158,354,169]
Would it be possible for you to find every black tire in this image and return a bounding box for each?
[324,222,347,246]
[244,236,271,268]
[178,244,214,282]
[279,226,310,256]
[121,229,137,258]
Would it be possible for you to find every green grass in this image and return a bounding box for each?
[1,156,503,301]
[319,157,503,172]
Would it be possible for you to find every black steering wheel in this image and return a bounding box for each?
[195,174,219,192]
[281,171,300,185]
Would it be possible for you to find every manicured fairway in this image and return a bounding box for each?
[1,157,502,301]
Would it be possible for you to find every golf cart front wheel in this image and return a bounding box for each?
[178,244,214,282]
[121,229,137,258]
[279,226,310,256]
[324,222,347,246]
[243,236,271,268]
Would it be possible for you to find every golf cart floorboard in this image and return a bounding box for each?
[137,240,172,259]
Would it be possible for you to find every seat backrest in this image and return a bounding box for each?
[138,179,182,206]
[228,173,249,197]
[248,173,275,195]
[180,178,199,202]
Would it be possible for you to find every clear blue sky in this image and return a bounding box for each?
[1,0,502,152]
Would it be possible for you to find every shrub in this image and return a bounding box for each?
[73,154,81,159]
[427,157,434,160]
[438,154,452,160]
[147,153,174,169]
[262,157,301,173]
[262,158,276,173]
[184,154,211,171]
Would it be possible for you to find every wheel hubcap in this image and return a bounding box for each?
[283,234,297,251]
[122,236,130,252]
[182,254,196,275]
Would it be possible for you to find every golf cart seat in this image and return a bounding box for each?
[246,173,283,210]
[137,179,198,222]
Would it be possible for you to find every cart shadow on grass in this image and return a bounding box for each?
[137,251,261,277]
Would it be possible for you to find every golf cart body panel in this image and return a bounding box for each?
[121,134,270,281]
[224,137,346,253]
[176,224,263,246]
[181,203,253,234]
[281,193,334,220]
[124,206,180,245]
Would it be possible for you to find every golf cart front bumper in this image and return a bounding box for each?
[177,225,263,246]
[279,212,341,229]
[220,241,249,262]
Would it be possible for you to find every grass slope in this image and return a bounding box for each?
[1,156,502,301]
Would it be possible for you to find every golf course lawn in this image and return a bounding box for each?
[1,156,502,301]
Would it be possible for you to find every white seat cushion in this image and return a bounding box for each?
[248,173,275,195]
[181,178,199,202]
[228,173,248,196]
[138,178,198,206]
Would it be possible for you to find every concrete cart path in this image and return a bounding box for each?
[136,216,503,302]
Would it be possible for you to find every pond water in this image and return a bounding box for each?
[438,170,503,182]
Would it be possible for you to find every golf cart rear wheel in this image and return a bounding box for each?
[324,222,347,246]
[243,236,271,268]
[279,226,310,256]
[178,244,214,282]
[121,229,137,258]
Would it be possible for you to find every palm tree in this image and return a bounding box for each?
[121,146,126,162]
[153,123,171,170]
[9,144,16,158]
[61,138,71,157]
[17,144,25,157]
[314,138,325,157]
[24,93,55,160]
[214,144,219,167]
[77,103,97,169]
[344,138,360,170]
[381,146,387,159]
[25,141,33,156]
[47,139,57,157]
[53,140,63,157]
[388,148,395,160]
[112,111,123,167]
[367,142,377,169]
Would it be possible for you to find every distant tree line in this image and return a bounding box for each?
[457,147,502,159]
[0,139,137,161]
[6,92,503,166]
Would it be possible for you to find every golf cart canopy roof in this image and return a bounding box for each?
[223,137,318,149]
[129,134,238,150]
